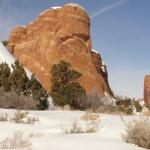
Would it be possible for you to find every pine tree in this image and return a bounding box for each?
[10,60,29,95]
[0,63,11,91]
[27,75,49,110]
[51,60,86,108]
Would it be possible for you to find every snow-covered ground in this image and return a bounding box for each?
[0,109,146,150]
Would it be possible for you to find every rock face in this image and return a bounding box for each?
[144,75,150,105]
[8,3,113,97]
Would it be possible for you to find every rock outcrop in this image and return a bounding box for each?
[144,75,150,105]
[8,3,113,97]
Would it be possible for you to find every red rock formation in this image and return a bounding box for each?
[8,3,113,97]
[144,75,150,105]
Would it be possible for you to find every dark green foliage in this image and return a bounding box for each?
[0,61,49,110]
[10,60,29,95]
[134,101,142,112]
[2,41,8,47]
[51,60,86,108]
[116,96,134,115]
[27,75,49,110]
[0,63,11,91]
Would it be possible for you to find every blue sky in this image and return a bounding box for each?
[0,0,150,98]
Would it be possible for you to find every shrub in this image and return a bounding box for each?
[116,96,134,115]
[142,110,150,116]
[63,120,85,134]
[0,88,37,110]
[0,63,11,91]
[11,110,39,124]
[51,60,86,108]
[0,61,49,110]
[0,131,31,149]
[62,119,100,134]
[0,113,8,121]
[117,105,133,115]
[27,75,49,110]
[62,113,100,134]
[134,101,142,112]
[122,117,150,149]
[81,112,99,121]
[11,110,29,123]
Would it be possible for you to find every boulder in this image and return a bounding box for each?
[8,3,113,97]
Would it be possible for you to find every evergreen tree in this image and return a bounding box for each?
[27,75,49,110]
[0,63,11,91]
[10,60,29,95]
[51,60,86,108]
[0,61,49,110]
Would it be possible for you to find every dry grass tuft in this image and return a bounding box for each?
[11,110,29,123]
[10,110,39,124]
[0,113,8,122]
[81,112,99,121]
[63,114,100,134]
[122,117,150,149]
[0,131,31,149]
[142,110,150,116]
[63,120,85,134]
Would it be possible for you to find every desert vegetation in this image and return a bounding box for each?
[122,117,150,149]
[0,61,49,110]
[62,112,100,134]
[0,110,39,124]
[51,60,86,109]
[0,131,31,149]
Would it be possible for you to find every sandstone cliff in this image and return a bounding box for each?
[8,3,113,97]
[144,75,150,105]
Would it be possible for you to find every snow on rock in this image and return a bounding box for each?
[39,6,61,16]
[91,49,99,54]
[51,6,61,9]
[0,41,32,78]
[39,9,50,16]
[24,67,32,78]
[65,3,86,12]
[0,41,15,67]
[101,65,106,73]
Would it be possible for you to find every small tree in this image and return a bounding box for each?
[134,101,142,112]
[10,60,29,95]
[50,60,86,108]
[27,75,49,110]
[0,63,11,91]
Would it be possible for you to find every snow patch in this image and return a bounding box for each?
[39,9,50,16]
[0,109,145,150]
[91,49,99,54]
[51,6,61,9]
[39,6,61,16]
[101,65,106,73]
[102,61,105,65]
[65,3,86,12]
[0,41,32,78]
